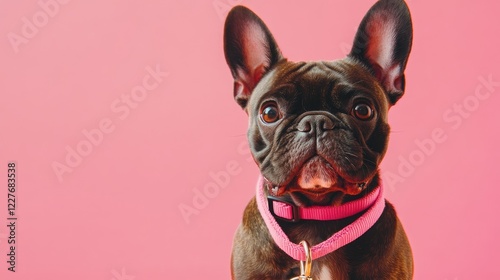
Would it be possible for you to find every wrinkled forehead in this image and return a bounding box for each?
[249,58,389,113]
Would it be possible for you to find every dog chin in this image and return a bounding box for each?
[296,156,337,190]
[265,156,369,205]
[289,190,345,206]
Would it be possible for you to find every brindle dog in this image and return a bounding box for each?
[224,0,414,279]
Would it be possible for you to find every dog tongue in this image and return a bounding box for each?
[297,157,337,190]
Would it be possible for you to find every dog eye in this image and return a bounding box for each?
[352,103,374,120]
[260,103,280,123]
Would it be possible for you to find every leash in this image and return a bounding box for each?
[255,175,386,262]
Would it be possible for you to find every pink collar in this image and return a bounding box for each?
[255,176,386,261]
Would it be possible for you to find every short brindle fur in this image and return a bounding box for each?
[224,0,414,279]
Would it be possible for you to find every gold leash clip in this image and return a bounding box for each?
[290,240,313,280]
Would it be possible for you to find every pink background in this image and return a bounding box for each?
[1,0,499,279]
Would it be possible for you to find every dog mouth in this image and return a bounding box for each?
[296,156,338,190]
[266,155,369,205]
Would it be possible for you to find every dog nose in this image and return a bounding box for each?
[297,114,335,134]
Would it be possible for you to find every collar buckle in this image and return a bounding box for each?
[267,195,301,222]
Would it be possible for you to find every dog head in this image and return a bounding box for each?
[224,0,412,205]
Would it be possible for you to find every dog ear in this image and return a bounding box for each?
[349,0,413,105]
[224,6,283,110]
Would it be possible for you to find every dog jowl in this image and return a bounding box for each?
[224,0,414,279]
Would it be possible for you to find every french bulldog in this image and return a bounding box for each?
[223,0,414,279]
